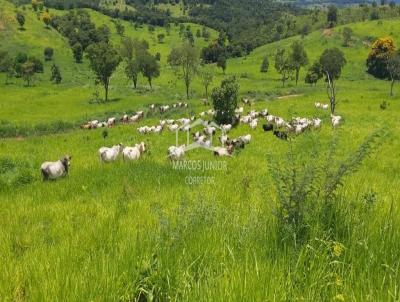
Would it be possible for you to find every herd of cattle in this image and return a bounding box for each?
[41,100,343,180]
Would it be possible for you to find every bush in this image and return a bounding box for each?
[268,130,385,246]
[44,47,54,61]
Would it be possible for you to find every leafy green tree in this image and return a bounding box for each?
[72,43,83,63]
[42,11,51,28]
[0,51,14,84]
[327,5,338,27]
[32,0,38,11]
[305,61,323,86]
[115,21,125,36]
[139,52,160,89]
[387,52,400,96]
[319,48,346,113]
[260,56,269,73]
[44,47,54,61]
[342,27,353,47]
[28,56,44,73]
[50,64,62,84]
[120,37,148,89]
[157,33,165,43]
[212,77,239,125]
[275,48,295,87]
[16,12,25,30]
[14,52,28,77]
[290,40,309,85]
[217,55,227,74]
[199,65,215,101]
[86,42,121,102]
[125,60,140,89]
[168,42,200,99]
[21,61,36,86]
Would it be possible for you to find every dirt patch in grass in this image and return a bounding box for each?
[322,28,334,37]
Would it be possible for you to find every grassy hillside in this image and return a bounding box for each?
[1,0,400,300]
[0,0,217,127]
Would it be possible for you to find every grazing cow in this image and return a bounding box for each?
[99,144,123,162]
[168,145,186,160]
[221,124,232,133]
[242,98,251,105]
[41,155,72,180]
[204,126,216,136]
[213,145,234,157]
[168,124,179,132]
[263,124,274,132]
[331,114,342,128]
[249,119,258,130]
[107,117,116,127]
[273,130,288,140]
[123,142,147,161]
[219,134,229,145]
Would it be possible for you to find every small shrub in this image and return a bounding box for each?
[268,130,386,246]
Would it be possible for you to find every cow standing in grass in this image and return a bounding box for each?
[41,155,72,180]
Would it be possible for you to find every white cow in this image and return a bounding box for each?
[123,142,147,161]
[41,155,72,180]
[99,144,123,162]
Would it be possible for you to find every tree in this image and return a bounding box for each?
[387,52,400,96]
[120,37,148,89]
[199,65,215,101]
[16,12,25,30]
[14,52,28,77]
[212,77,239,125]
[342,27,353,47]
[290,40,309,85]
[139,51,160,89]
[42,11,51,28]
[86,42,121,102]
[260,56,269,73]
[0,51,14,84]
[305,61,323,86]
[366,37,396,79]
[72,43,83,63]
[217,55,227,74]
[115,21,125,36]
[32,0,38,11]
[125,60,140,89]
[275,48,295,87]
[168,42,200,99]
[327,5,338,27]
[157,33,165,43]
[50,64,62,84]
[29,56,44,73]
[44,47,54,61]
[21,61,36,86]
[319,48,346,113]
